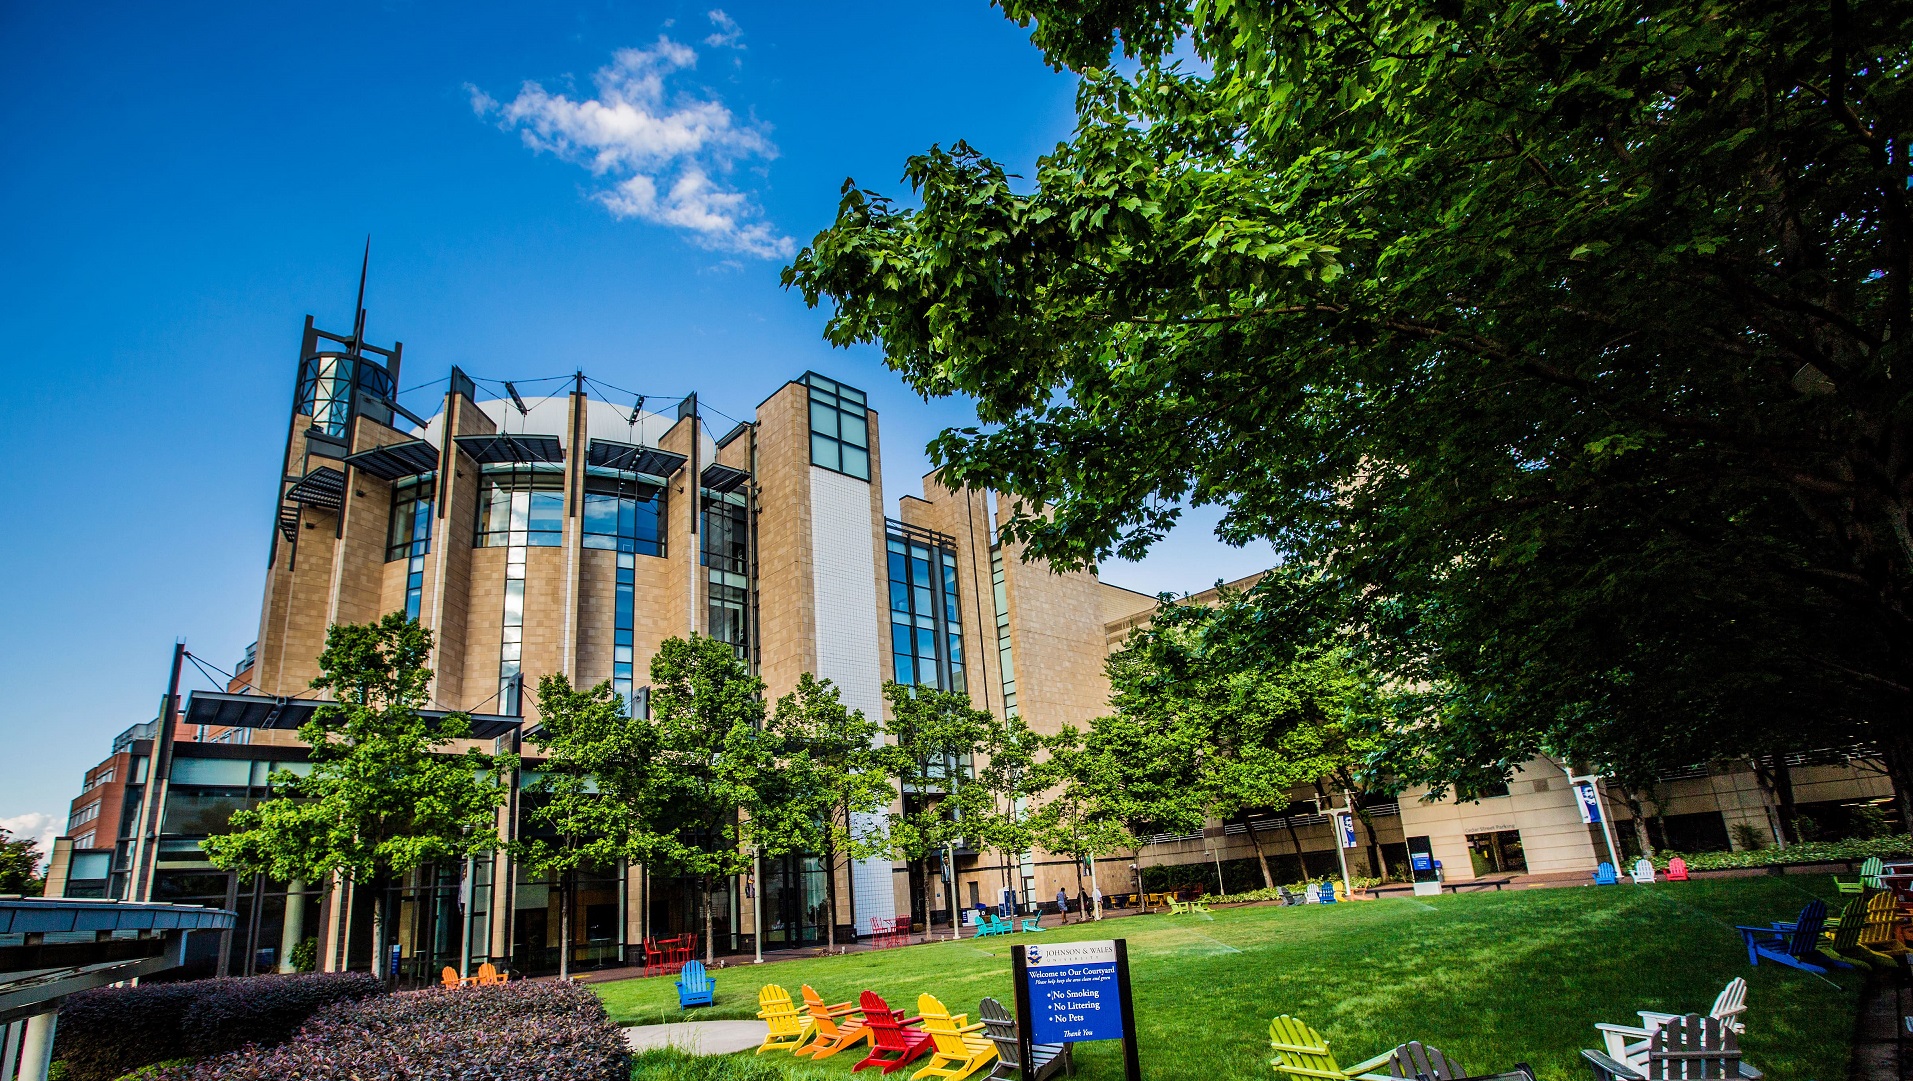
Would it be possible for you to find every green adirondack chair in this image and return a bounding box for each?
[1823,899,1895,970]
[1836,856,1885,895]
[1266,1016,1395,1081]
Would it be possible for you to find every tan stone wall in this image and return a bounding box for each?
[995,493,1110,736]
[752,382,816,701]
[458,546,508,713]
[428,390,496,708]
[1396,760,1600,880]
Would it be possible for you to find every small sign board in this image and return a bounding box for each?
[1014,938,1141,1081]
[1334,811,1358,849]
[1574,781,1603,824]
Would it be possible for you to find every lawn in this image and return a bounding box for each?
[600,876,1859,1081]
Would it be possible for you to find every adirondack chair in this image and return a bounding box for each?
[1278,886,1299,906]
[677,960,716,1008]
[1736,900,1841,973]
[1267,1015,1397,1080]
[1382,1041,1465,1079]
[758,984,817,1054]
[981,914,1016,937]
[1665,858,1689,882]
[1630,859,1655,884]
[1822,900,1894,970]
[1019,913,1045,932]
[1862,891,1910,956]
[912,994,997,1081]
[1318,886,1337,906]
[1582,1014,1762,1080]
[1596,978,1747,1067]
[476,961,509,985]
[852,990,934,1073]
[1838,856,1886,894]
[796,984,875,1060]
[979,996,1072,1081]
[1592,862,1619,886]
[440,966,475,989]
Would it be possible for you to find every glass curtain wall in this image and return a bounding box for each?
[386,475,434,621]
[886,524,964,691]
[703,491,750,660]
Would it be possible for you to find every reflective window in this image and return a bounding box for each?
[387,475,435,620]
[476,465,565,548]
[582,475,664,557]
[802,373,870,480]
[701,492,747,574]
[886,526,964,692]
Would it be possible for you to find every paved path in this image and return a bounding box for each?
[624,1020,769,1056]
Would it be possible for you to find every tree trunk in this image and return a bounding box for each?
[558,871,571,980]
[1748,759,1790,848]
[370,886,385,979]
[1881,727,1913,836]
[1772,757,1801,842]
[1282,812,1307,881]
[703,874,715,965]
[1624,789,1656,859]
[1239,813,1275,889]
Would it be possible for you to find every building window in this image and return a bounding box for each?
[802,373,870,480]
[500,542,526,715]
[991,547,1016,715]
[69,801,101,831]
[613,551,636,708]
[702,493,748,575]
[71,830,97,850]
[476,465,565,548]
[387,475,434,621]
[709,580,749,659]
[87,768,115,790]
[582,475,665,556]
[887,523,963,692]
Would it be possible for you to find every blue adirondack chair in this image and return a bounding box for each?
[1020,913,1045,932]
[1319,884,1339,904]
[1736,900,1847,974]
[1592,862,1619,885]
[677,959,716,1008]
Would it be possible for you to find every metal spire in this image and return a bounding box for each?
[350,236,370,355]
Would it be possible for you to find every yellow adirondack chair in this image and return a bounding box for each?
[1863,891,1910,955]
[1267,1016,1393,1080]
[794,984,873,1060]
[911,993,998,1081]
[757,984,817,1054]
[1826,900,1895,969]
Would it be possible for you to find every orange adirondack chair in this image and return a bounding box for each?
[476,961,509,985]
[440,966,475,989]
[852,990,935,1074]
[796,985,874,1060]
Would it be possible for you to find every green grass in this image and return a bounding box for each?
[600,877,1860,1081]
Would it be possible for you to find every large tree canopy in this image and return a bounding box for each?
[786,0,1913,808]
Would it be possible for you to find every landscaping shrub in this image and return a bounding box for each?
[1660,835,1911,872]
[152,980,627,1081]
[55,972,381,1081]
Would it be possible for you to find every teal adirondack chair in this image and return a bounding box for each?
[1020,913,1045,932]
[677,959,716,1008]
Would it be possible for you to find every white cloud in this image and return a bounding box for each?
[0,812,59,871]
[471,34,792,259]
[704,10,745,49]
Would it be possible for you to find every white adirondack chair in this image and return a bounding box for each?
[1631,858,1656,884]
[1596,978,1748,1067]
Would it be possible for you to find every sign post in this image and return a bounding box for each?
[1014,939,1141,1081]
[1565,767,1624,873]
[1332,800,1357,900]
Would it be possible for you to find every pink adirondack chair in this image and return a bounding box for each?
[851,990,934,1073]
[1667,857,1690,882]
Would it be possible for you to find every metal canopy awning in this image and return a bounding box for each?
[284,466,345,510]
[587,439,687,477]
[345,439,440,480]
[1,900,236,1025]
[701,463,750,493]
[182,690,524,740]
[454,434,564,465]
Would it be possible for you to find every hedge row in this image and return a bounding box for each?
[151,980,628,1081]
[55,972,382,1081]
[1660,835,1912,872]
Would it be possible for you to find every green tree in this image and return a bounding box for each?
[0,829,45,896]
[205,614,512,978]
[1026,731,1134,916]
[1083,574,1394,885]
[765,673,895,949]
[517,673,656,979]
[645,634,776,964]
[785,0,1913,813]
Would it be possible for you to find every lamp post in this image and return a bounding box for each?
[1205,848,1226,899]
[1560,761,1625,873]
[751,846,763,964]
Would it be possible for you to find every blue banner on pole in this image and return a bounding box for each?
[1025,941,1125,1044]
[1574,781,1602,824]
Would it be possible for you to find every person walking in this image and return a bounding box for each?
[1057,885,1070,924]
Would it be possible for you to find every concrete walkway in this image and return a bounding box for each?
[623,1019,769,1056]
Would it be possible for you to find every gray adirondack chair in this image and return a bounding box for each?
[979,996,1072,1080]
[1583,1014,1762,1079]
[1386,1041,1465,1079]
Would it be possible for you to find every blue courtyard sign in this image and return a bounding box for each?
[1025,940,1123,1043]
[1013,939,1142,1081]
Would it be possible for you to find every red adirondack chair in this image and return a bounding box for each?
[851,990,934,1073]
[1667,857,1690,882]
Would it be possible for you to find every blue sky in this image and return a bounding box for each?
[0,1,1275,841]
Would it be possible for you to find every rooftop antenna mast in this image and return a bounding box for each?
[350,236,370,357]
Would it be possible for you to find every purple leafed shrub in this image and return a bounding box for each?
[152,980,630,1081]
[55,972,383,1081]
